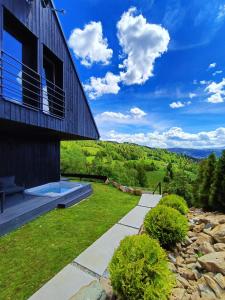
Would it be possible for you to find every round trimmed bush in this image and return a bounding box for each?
[159,194,189,215]
[109,234,174,300]
[144,205,188,249]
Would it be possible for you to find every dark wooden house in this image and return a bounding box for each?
[0,0,99,188]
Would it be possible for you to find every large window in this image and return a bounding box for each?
[2,8,39,108]
[42,46,64,117]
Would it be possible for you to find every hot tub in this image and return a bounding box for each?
[25,181,83,197]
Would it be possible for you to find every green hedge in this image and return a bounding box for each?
[144,205,188,249]
[159,194,189,215]
[109,234,174,300]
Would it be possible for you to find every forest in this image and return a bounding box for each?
[61,141,198,204]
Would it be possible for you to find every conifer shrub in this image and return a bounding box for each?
[144,205,188,248]
[109,234,174,300]
[159,194,189,215]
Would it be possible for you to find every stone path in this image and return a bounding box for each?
[29,193,161,300]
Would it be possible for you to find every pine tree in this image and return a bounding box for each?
[199,153,216,209]
[192,159,208,206]
[209,150,225,211]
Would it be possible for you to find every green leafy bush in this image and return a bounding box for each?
[109,234,174,300]
[159,194,189,215]
[144,205,188,249]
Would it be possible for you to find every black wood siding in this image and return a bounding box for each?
[0,0,99,140]
[0,134,60,188]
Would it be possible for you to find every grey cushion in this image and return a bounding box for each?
[0,176,15,188]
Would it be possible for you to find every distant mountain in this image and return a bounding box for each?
[168,148,224,159]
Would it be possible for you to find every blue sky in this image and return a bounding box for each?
[55,0,225,148]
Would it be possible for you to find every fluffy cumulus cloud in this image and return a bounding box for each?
[83,72,120,99]
[209,62,217,69]
[95,107,147,125]
[68,21,113,66]
[104,127,225,148]
[117,7,170,85]
[189,93,196,99]
[205,78,225,103]
[169,101,191,109]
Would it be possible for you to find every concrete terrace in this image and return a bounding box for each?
[29,193,161,300]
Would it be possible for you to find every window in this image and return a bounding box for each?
[2,31,23,103]
[2,8,39,108]
[42,46,64,117]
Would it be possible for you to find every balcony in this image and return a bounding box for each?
[0,51,65,119]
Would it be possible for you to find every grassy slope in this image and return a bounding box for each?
[0,183,139,300]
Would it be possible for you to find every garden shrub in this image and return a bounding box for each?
[109,234,174,300]
[144,205,188,249]
[159,194,189,215]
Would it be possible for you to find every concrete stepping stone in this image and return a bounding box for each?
[74,224,138,276]
[138,193,162,208]
[29,264,95,300]
[118,206,150,229]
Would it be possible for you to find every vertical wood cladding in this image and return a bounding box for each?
[0,0,99,140]
[0,135,60,188]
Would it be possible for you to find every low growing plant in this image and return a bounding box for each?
[159,194,189,215]
[144,205,188,249]
[109,234,174,300]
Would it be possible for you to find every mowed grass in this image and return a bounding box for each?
[147,170,166,190]
[0,183,139,300]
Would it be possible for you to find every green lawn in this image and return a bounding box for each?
[147,170,165,190]
[0,183,139,300]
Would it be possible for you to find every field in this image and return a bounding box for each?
[0,183,138,300]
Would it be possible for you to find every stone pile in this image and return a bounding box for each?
[169,208,225,300]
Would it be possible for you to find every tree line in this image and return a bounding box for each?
[194,150,225,212]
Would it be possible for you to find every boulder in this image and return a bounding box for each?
[70,280,107,300]
[169,288,186,300]
[177,267,197,280]
[210,224,225,243]
[214,273,225,289]
[214,243,225,252]
[203,275,222,298]
[199,242,215,254]
[198,252,225,275]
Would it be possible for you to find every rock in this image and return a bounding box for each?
[193,223,205,233]
[203,275,222,298]
[188,231,196,238]
[214,273,225,289]
[210,224,225,243]
[185,256,197,264]
[176,274,191,289]
[168,253,177,264]
[176,256,184,266]
[168,262,177,273]
[177,267,197,280]
[99,278,113,299]
[199,242,215,254]
[70,280,107,300]
[169,288,186,300]
[198,278,217,300]
[198,251,225,274]
[214,243,225,252]
[190,291,201,300]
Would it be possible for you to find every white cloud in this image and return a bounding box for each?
[130,107,147,118]
[103,127,225,149]
[212,70,223,76]
[68,21,113,67]
[169,101,191,109]
[200,80,208,85]
[217,4,225,20]
[207,93,224,103]
[117,7,170,85]
[95,107,147,125]
[209,62,217,69]
[205,78,225,103]
[189,93,196,99]
[83,72,120,99]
